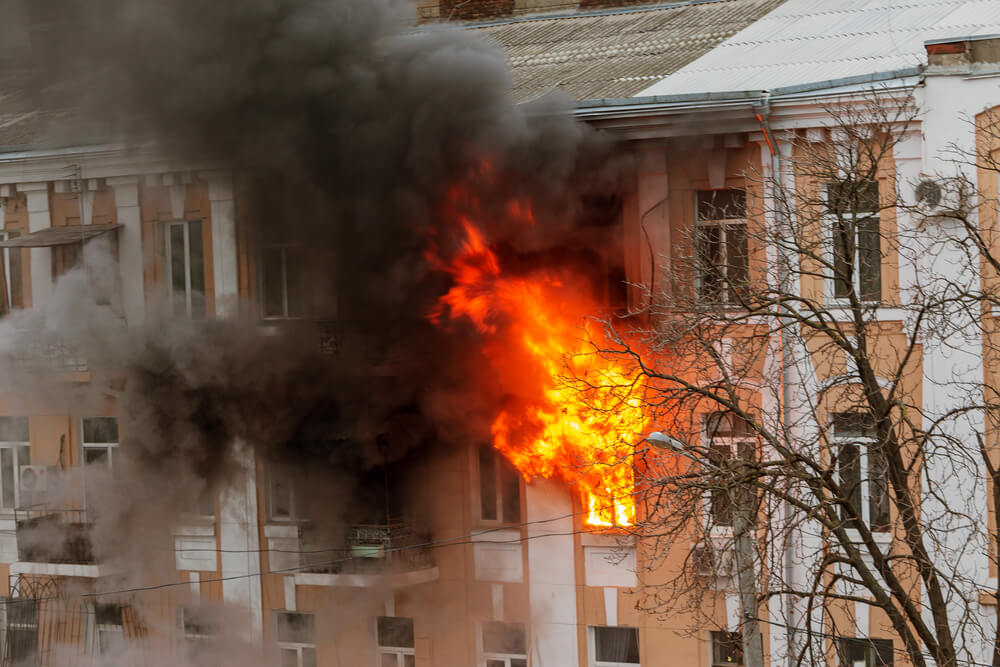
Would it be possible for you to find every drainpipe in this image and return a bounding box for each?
[756,96,801,667]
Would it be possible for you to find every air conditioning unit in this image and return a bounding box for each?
[19,465,48,494]
[914,176,970,218]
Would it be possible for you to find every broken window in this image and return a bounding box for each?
[593,626,640,666]
[482,621,527,667]
[165,220,206,319]
[695,189,749,306]
[478,444,522,525]
[0,417,30,511]
[275,612,315,667]
[827,180,881,302]
[377,616,415,667]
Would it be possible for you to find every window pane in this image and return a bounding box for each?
[483,622,526,655]
[833,217,853,299]
[712,631,744,665]
[169,224,187,314]
[1,448,14,509]
[510,660,527,667]
[380,654,397,667]
[697,225,724,303]
[827,180,878,215]
[708,444,732,527]
[726,223,749,302]
[403,655,415,667]
[479,445,497,521]
[698,190,746,220]
[377,616,414,649]
[833,413,876,440]
[858,216,881,301]
[85,447,109,468]
[188,221,206,319]
[261,247,286,318]
[500,460,521,524]
[83,418,118,444]
[280,648,298,667]
[9,237,24,309]
[301,647,316,667]
[276,612,314,644]
[868,445,890,532]
[269,470,292,519]
[0,417,29,442]
[486,661,505,667]
[594,626,640,664]
[838,443,862,526]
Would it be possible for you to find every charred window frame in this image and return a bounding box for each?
[590,625,640,667]
[81,417,119,515]
[695,189,749,307]
[833,413,890,533]
[0,417,29,512]
[164,220,206,319]
[836,637,894,667]
[377,616,415,667]
[481,621,527,667]
[711,631,743,666]
[702,412,755,530]
[476,444,522,525]
[825,180,881,303]
[275,611,316,667]
[0,231,24,313]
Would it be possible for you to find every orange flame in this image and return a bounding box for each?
[429,185,648,527]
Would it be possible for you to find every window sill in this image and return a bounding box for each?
[470,528,521,543]
[581,532,635,547]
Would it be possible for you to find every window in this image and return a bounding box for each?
[482,621,527,667]
[827,180,881,302]
[377,616,415,667]
[92,602,124,654]
[478,444,522,524]
[6,598,38,665]
[267,465,300,521]
[592,626,639,667]
[711,631,743,666]
[259,240,303,320]
[165,220,206,318]
[0,417,30,511]
[275,612,315,667]
[695,189,748,305]
[833,413,890,532]
[180,606,219,664]
[703,413,755,528]
[837,637,894,667]
[82,417,119,515]
[0,231,24,313]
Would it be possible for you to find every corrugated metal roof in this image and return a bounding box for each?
[640,0,1000,97]
[469,0,788,102]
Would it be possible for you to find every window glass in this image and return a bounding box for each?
[0,417,29,442]
[837,637,894,667]
[698,189,747,220]
[483,621,526,655]
[188,220,205,319]
[696,190,749,306]
[711,631,743,666]
[1,448,14,509]
[500,461,521,524]
[479,444,498,521]
[261,247,286,319]
[276,612,314,644]
[377,616,414,649]
[83,418,118,444]
[594,626,640,664]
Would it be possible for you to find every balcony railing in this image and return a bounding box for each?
[301,522,434,575]
[14,508,95,564]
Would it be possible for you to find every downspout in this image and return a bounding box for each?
[756,95,801,667]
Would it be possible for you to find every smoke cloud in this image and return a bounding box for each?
[0,0,623,659]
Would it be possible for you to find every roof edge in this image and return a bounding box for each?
[460,0,735,29]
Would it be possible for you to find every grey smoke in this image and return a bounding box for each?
[0,0,622,645]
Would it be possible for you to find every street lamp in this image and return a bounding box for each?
[643,429,763,667]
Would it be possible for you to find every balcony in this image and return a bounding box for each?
[15,508,95,564]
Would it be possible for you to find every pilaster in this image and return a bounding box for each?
[108,176,145,326]
[206,171,238,319]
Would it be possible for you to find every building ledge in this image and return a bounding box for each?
[11,561,102,578]
[294,566,439,588]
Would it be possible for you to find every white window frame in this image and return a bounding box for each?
[822,181,882,305]
[164,220,205,317]
[0,417,30,512]
[479,621,528,667]
[81,417,119,513]
[88,602,124,655]
[473,444,523,526]
[376,616,415,667]
[275,611,316,667]
[831,413,890,536]
[694,189,749,307]
[258,242,302,320]
[701,413,755,536]
[588,625,640,667]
